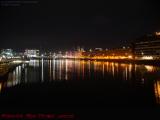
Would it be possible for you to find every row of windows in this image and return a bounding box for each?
[135,46,160,50]
[135,40,160,45]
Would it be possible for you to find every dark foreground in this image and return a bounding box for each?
[0,79,160,119]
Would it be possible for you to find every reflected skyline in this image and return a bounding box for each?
[0,59,160,104]
[1,60,160,83]
[154,80,160,104]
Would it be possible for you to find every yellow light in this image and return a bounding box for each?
[128,55,132,59]
[13,60,22,63]
[154,80,160,104]
[0,83,2,92]
[145,65,154,72]
[142,56,153,60]
[156,32,160,36]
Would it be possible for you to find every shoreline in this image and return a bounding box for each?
[23,57,160,66]
[1,57,160,67]
[54,58,160,66]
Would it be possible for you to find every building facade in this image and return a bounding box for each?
[0,49,14,58]
[132,32,160,60]
[24,49,40,58]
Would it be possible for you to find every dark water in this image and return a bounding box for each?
[0,59,160,115]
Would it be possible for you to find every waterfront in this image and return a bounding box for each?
[0,59,160,112]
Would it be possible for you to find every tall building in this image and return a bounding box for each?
[24,49,40,58]
[132,32,160,60]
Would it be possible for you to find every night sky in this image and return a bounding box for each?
[0,0,160,51]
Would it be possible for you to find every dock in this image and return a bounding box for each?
[0,60,25,77]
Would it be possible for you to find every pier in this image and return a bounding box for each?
[0,59,27,78]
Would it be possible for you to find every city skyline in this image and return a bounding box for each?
[0,0,160,51]
[1,0,160,117]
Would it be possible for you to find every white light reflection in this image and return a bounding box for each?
[7,66,20,88]
[53,59,56,80]
[16,67,18,82]
[33,60,36,67]
[18,66,21,83]
[58,60,62,80]
[65,59,68,80]
[49,60,52,81]
[41,59,44,82]
[25,68,27,83]
[13,71,16,82]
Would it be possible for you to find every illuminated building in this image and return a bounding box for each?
[95,48,103,51]
[0,56,2,61]
[0,49,14,58]
[24,49,40,58]
[154,80,160,104]
[56,51,63,58]
[82,47,132,59]
[132,32,160,60]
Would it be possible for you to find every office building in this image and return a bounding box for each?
[132,32,160,60]
[24,49,40,58]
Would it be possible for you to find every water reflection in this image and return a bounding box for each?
[65,59,68,80]
[41,59,44,82]
[0,65,22,90]
[154,80,160,104]
[0,59,160,105]
[0,83,2,92]
[53,59,56,80]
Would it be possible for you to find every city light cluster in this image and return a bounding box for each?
[1,32,160,61]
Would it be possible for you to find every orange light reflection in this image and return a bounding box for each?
[154,80,160,104]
